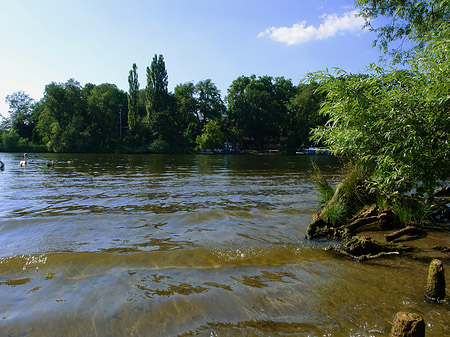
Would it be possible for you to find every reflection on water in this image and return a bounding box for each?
[0,153,449,336]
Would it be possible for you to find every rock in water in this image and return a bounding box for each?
[425,259,446,301]
[390,312,425,337]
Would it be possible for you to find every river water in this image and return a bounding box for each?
[0,153,448,336]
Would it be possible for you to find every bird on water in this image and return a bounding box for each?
[47,160,57,167]
[19,153,27,167]
[0,159,4,171]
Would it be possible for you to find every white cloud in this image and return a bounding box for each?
[258,10,365,45]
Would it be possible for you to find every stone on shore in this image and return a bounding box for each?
[425,259,446,301]
[390,311,425,337]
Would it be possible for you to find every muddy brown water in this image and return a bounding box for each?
[0,153,449,336]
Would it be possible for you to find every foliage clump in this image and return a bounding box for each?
[307,2,450,247]
[309,161,374,230]
[308,21,450,198]
[309,162,334,209]
[356,0,450,64]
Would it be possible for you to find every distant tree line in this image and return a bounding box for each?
[1,54,327,154]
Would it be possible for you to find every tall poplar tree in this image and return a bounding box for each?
[127,63,139,134]
[146,54,169,120]
[146,54,179,145]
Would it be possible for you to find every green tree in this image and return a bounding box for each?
[309,21,450,196]
[86,83,127,151]
[5,91,35,140]
[146,54,186,150]
[146,54,169,121]
[36,79,87,152]
[148,94,186,149]
[356,0,450,63]
[196,119,226,151]
[227,75,295,149]
[174,82,199,146]
[33,80,129,152]
[286,83,326,147]
[127,63,140,135]
[137,89,147,119]
[1,130,20,152]
[195,79,226,126]
[173,79,225,148]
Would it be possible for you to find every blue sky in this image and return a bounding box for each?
[0,0,382,118]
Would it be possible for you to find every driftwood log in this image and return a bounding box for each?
[434,186,450,197]
[433,245,450,252]
[329,236,410,261]
[346,206,399,233]
[385,226,424,242]
[334,248,400,262]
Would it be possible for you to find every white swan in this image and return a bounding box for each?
[19,153,27,167]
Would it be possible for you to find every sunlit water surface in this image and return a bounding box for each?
[0,153,448,336]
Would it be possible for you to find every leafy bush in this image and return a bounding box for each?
[1,131,20,151]
[148,138,170,154]
[308,21,450,197]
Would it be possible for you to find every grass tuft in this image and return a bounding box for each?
[309,162,335,209]
[324,195,348,225]
[392,198,433,226]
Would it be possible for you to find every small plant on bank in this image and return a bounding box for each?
[311,160,373,220]
[323,196,347,225]
[338,161,374,214]
[309,162,335,209]
[391,197,434,227]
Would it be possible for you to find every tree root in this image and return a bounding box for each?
[332,248,400,262]
[327,235,411,261]
[385,226,424,242]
